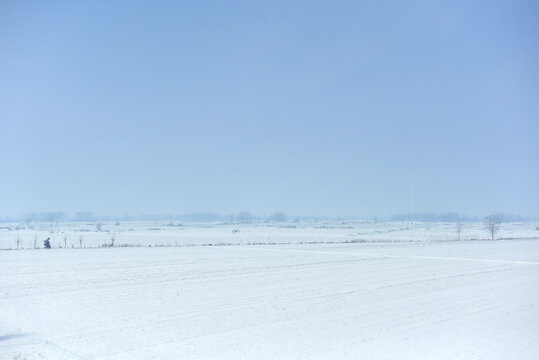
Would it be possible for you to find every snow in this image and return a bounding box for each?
[1,224,539,359]
[1,221,538,249]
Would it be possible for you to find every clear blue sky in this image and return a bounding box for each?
[1,0,538,218]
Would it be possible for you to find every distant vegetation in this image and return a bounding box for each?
[0,211,532,224]
[389,212,526,223]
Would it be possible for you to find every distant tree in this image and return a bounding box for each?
[63,235,68,248]
[270,212,287,223]
[485,212,501,241]
[236,211,253,224]
[79,235,84,248]
[43,238,51,249]
[456,222,463,241]
[48,213,55,231]
[15,237,21,249]
[46,212,66,230]
[34,234,38,249]
[96,223,102,232]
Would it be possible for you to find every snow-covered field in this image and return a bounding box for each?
[1,221,538,249]
[1,223,539,359]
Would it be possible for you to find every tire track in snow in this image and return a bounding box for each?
[243,245,539,266]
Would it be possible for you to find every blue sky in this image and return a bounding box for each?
[1,0,538,217]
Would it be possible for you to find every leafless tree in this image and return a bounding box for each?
[79,235,84,248]
[270,212,287,223]
[236,211,253,224]
[485,212,501,241]
[15,237,21,249]
[63,235,68,248]
[34,235,38,249]
[456,222,463,241]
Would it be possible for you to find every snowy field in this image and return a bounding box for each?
[1,221,538,249]
[1,226,539,359]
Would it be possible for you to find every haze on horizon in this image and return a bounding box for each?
[1,1,538,219]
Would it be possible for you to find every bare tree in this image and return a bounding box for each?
[270,212,287,223]
[79,235,84,248]
[46,212,66,232]
[456,222,463,241]
[15,237,21,249]
[485,212,501,241]
[236,211,253,224]
[48,213,55,232]
[34,234,38,249]
[63,235,68,248]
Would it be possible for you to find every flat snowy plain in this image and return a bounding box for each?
[1,222,539,359]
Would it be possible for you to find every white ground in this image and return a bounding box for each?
[2,221,538,249]
[1,232,538,359]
